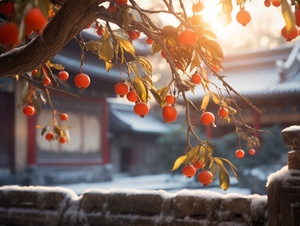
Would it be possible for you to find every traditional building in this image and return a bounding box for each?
[189,42,300,138]
[0,30,168,185]
[1,31,300,186]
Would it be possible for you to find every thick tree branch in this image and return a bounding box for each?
[0,0,105,77]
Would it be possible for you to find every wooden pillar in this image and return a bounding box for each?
[267,125,300,226]
[205,125,213,138]
[27,115,37,166]
[101,98,110,164]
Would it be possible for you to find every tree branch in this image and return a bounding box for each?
[0,0,104,77]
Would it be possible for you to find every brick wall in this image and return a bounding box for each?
[0,186,268,226]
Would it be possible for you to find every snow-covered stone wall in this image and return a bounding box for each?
[0,186,268,226]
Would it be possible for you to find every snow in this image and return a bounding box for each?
[0,174,269,225]
[266,165,300,187]
[54,173,251,195]
[282,125,300,132]
[0,185,78,200]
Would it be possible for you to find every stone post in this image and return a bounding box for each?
[267,125,300,226]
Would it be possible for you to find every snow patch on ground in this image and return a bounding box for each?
[55,173,251,195]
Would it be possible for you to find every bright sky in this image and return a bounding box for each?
[136,0,287,53]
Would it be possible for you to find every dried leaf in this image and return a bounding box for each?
[54,125,63,137]
[47,61,64,71]
[64,128,71,144]
[281,0,295,33]
[200,93,210,111]
[228,106,237,115]
[85,40,102,54]
[214,158,230,191]
[211,92,221,105]
[40,126,49,136]
[171,155,187,171]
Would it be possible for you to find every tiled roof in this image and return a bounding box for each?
[51,30,151,82]
[189,42,300,100]
[108,98,169,134]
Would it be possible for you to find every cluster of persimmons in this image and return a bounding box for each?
[0,0,292,188]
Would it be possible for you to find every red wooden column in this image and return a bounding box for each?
[101,98,110,164]
[27,115,37,166]
[205,125,213,138]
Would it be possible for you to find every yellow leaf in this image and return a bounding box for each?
[99,39,114,62]
[85,40,102,54]
[152,41,161,53]
[46,61,65,71]
[121,6,132,30]
[211,92,221,105]
[149,88,164,108]
[128,61,139,76]
[37,0,50,18]
[189,51,201,73]
[222,0,233,13]
[214,158,230,191]
[157,86,170,99]
[281,0,295,33]
[228,106,237,115]
[204,29,218,39]
[200,93,210,111]
[171,155,187,171]
[236,0,246,6]
[118,37,136,57]
[138,56,152,76]
[133,76,148,103]
[162,25,178,37]
[105,61,114,72]
[186,145,209,164]
[206,39,224,61]
[220,157,238,181]
[186,145,201,164]
[151,86,169,108]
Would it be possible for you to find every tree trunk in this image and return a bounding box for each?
[0,0,103,77]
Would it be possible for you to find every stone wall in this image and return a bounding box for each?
[0,186,268,226]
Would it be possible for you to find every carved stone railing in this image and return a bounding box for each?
[0,186,268,226]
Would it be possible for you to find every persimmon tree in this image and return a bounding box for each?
[0,0,297,190]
